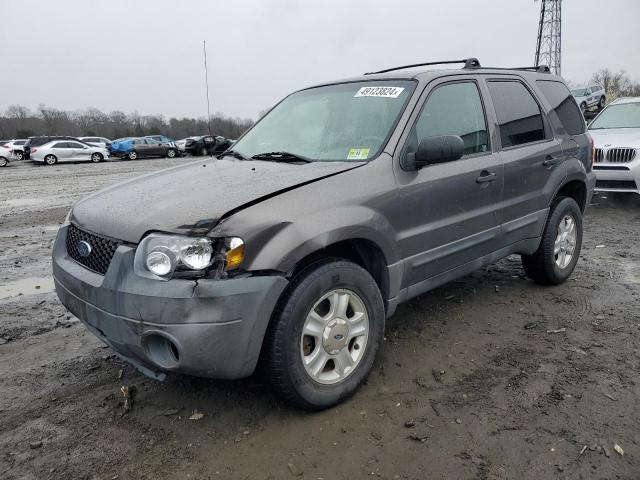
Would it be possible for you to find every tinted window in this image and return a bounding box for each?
[488,81,545,148]
[52,142,70,148]
[536,80,585,135]
[411,82,489,156]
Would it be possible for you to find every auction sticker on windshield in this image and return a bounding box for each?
[354,86,405,98]
[347,148,370,160]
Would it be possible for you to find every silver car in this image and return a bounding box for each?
[589,97,640,194]
[31,140,110,165]
[572,84,606,113]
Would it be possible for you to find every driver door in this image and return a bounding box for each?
[392,78,503,289]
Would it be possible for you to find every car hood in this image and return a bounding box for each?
[589,128,640,147]
[71,158,364,243]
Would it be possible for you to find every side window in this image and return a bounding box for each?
[536,80,585,136]
[487,81,545,148]
[410,82,489,157]
[68,142,85,148]
[52,142,68,148]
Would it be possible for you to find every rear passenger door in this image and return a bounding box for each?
[485,78,564,246]
[393,78,503,287]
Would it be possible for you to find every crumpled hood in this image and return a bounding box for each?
[71,158,363,243]
[589,128,640,148]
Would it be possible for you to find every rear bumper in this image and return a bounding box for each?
[53,225,289,379]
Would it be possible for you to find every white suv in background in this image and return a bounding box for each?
[78,137,111,148]
[572,84,606,113]
[589,97,640,194]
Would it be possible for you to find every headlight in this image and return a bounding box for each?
[134,233,244,280]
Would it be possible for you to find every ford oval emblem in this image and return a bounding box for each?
[77,240,92,257]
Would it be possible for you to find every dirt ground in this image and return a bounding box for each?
[1,158,639,480]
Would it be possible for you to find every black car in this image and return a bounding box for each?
[23,136,92,160]
[178,135,232,156]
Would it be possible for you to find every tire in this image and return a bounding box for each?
[91,152,103,163]
[521,197,583,285]
[44,154,57,165]
[15,151,24,161]
[580,102,587,114]
[167,148,177,158]
[265,259,385,410]
[0,157,7,167]
[599,96,606,110]
[127,151,138,160]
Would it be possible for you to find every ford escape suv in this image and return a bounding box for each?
[53,58,595,410]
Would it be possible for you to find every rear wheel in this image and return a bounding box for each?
[91,152,103,163]
[15,151,24,160]
[127,151,138,160]
[265,260,385,410]
[522,197,583,285]
[598,96,606,110]
[0,157,7,167]
[44,154,57,165]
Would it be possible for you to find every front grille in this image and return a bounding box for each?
[594,148,605,163]
[606,148,636,163]
[595,179,638,190]
[66,224,122,275]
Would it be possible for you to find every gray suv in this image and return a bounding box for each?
[53,58,595,410]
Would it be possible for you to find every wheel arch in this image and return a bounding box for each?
[553,178,588,212]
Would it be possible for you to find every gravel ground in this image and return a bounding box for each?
[1,158,639,480]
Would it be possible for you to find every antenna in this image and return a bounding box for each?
[534,0,562,76]
[203,40,212,135]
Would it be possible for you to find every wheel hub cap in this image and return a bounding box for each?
[554,214,577,269]
[322,318,349,354]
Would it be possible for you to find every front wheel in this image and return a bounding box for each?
[598,96,606,110]
[0,157,8,167]
[15,151,24,160]
[127,151,138,160]
[265,260,385,410]
[44,154,57,165]
[522,197,583,285]
[166,148,177,158]
[91,153,103,163]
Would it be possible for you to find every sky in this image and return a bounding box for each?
[1,0,639,120]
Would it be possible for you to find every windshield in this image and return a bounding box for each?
[571,89,587,96]
[589,103,640,129]
[232,80,416,162]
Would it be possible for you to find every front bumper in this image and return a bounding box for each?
[593,159,640,193]
[53,225,288,379]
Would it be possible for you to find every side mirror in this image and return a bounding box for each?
[407,135,465,170]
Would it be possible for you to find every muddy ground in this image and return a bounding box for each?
[1,158,639,480]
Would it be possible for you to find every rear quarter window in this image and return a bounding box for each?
[536,80,585,136]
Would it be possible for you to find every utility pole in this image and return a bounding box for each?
[203,40,212,135]
[534,0,562,76]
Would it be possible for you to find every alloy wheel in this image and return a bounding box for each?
[554,214,577,269]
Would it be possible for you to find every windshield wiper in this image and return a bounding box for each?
[251,151,311,163]
[218,149,247,160]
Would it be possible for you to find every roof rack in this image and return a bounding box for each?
[512,65,551,73]
[364,58,481,75]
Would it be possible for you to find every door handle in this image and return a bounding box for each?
[476,171,497,184]
[543,155,562,168]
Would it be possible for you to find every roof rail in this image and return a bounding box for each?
[364,58,480,75]
[513,65,551,73]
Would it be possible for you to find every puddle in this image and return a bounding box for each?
[0,276,55,300]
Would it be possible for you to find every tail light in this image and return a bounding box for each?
[31,148,38,154]
[586,133,594,166]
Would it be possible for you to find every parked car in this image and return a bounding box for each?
[176,135,231,156]
[0,144,12,167]
[145,135,176,147]
[53,59,595,410]
[588,96,640,194]
[572,84,606,113]
[79,137,111,148]
[109,137,178,160]
[23,136,92,160]
[5,139,27,160]
[31,140,109,165]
